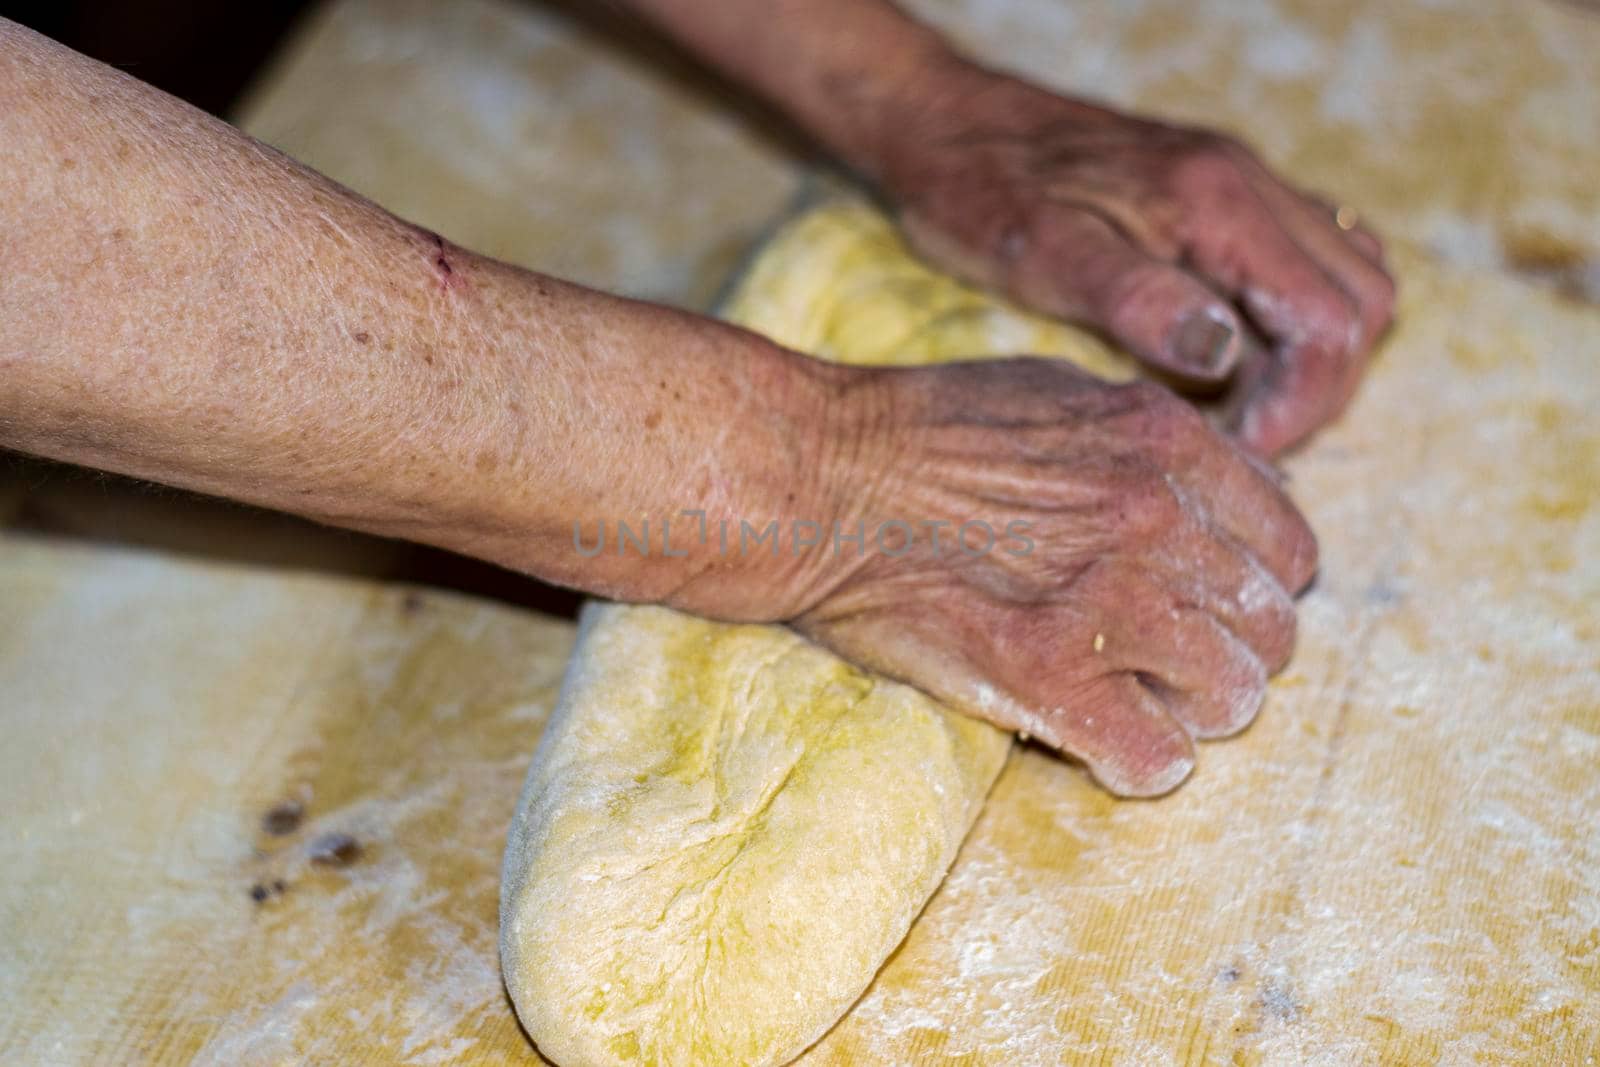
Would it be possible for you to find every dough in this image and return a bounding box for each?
[501,195,1127,1066]
[500,604,1011,1065]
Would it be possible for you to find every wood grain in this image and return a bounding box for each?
[3,0,1598,1061]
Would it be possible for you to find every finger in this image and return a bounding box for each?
[1248,172,1397,374]
[1088,566,1273,735]
[997,207,1246,380]
[1173,160,1362,454]
[1180,455,1317,597]
[1120,384,1318,592]
[1184,455,1317,596]
[1083,548,1295,679]
[1216,329,1271,440]
[1343,224,1385,265]
[1219,330,1358,460]
[1167,534,1299,670]
[1117,612,1269,739]
[1059,672,1198,796]
[800,603,1195,797]
[1233,335,1349,458]
[1305,193,1388,267]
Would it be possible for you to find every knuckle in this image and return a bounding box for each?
[1159,390,1213,442]
[1121,379,1185,420]
[1294,285,1362,356]
[1100,258,1164,312]
[1117,466,1185,538]
[1308,284,1360,334]
[1113,380,1213,461]
[1171,136,1250,197]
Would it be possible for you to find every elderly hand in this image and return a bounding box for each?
[868,64,1396,457]
[683,358,1319,797]
[5,10,1336,799]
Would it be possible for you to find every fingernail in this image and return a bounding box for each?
[1173,311,1237,375]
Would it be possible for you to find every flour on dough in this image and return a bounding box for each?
[500,603,1010,1066]
[499,196,1114,1066]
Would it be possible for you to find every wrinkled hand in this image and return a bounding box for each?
[793,360,1316,796]
[872,67,1396,456]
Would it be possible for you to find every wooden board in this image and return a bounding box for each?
[10,0,1599,546]
[914,0,1600,300]
[3,0,1598,1062]
[724,198,1600,1065]
[232,0,1600,305]
[234,0,804,310]
[3,196,1596,1063]
[0,539,575,1063]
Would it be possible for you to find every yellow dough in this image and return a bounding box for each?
[717,193,1138,381]
[500,196,1133,1066]
[500,604,1011,1065]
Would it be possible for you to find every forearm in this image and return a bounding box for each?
[615,0,984,181]
[0,20,843,607]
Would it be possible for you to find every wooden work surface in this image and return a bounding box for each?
[229,0,1600,307]
[3,0,1598,1064]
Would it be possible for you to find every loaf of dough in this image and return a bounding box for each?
[502,195,1133,1065]
[501,603,1011,1065]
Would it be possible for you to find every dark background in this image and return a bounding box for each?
[3,1,313,115]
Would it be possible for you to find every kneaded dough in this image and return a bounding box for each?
[502,195,1129,1066]
[501,604,1011,1065]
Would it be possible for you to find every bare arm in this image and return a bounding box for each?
[0,19,1317,795]
[0,18,847,608]
[621,0,1396,455]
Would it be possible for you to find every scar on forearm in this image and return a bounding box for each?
[424,231,466,292]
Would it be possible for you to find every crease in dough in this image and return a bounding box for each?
[503,193,1126,1066]
[501,603,1011,1066]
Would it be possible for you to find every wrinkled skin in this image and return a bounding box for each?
[6,13,1368,797]
[607,6,1394,789]
[680,358,1319,797]
[873,71,1397,457]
